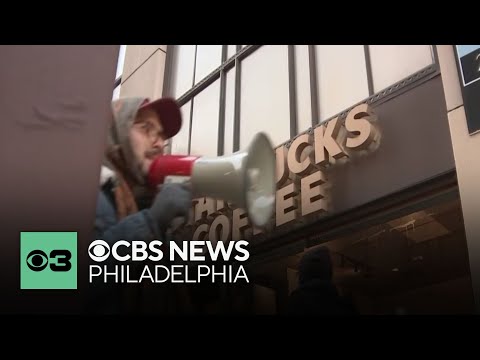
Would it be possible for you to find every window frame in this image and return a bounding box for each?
[163,45,441,154]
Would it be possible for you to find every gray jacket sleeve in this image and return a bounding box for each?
[85,191,163,314]
[94,191,162,245]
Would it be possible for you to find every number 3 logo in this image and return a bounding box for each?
[26,249,72,272]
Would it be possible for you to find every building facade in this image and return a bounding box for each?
[116,45,480,315]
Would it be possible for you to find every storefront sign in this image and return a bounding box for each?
[184,103,380,243]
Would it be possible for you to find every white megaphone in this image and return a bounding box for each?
[147,132,276,228]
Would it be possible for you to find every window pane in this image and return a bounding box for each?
[116,50,165,99]
[369,45,434,92]
[295,45,312,133]
[190,80,220,157]
[227,45,237,60]
[315,45,369,122]
[194,45,222,84]
[224,69,235,155]
[115,45,126,79]
[170,45,196,99]
[171,101,191,155]
[240,45,290,149]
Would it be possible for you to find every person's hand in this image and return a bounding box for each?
[148,182,192,233]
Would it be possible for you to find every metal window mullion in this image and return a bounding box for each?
[364,45,374,96]
[432,45,440,68]
[162,45,176,98]
[308,45,319,126]
[114,76,121,88]
[188,46,198,155]
[177,45,262,107]
[288,45,298,138]
[218,45,228,156]
[233,58,242,152]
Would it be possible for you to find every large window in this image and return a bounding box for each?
[369,45,434,93]
[190,79,221,156]
[170,45,196,99]
[315,45,369,121]
[240,45,290,149]
[165,45,438,156]
[194,45,222,84]
[295,45,312,133]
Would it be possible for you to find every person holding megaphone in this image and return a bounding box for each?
[97,97,191,246]
[89,95,276,314]
[89,96,192,314]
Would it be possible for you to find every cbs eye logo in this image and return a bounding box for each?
[88,240,110,262]
[26,249,72,272]
[21,232,77,290]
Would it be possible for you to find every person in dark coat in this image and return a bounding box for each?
[286,246,357,315]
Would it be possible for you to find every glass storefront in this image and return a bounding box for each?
[117,45,477,315]
[250,194,474,315]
